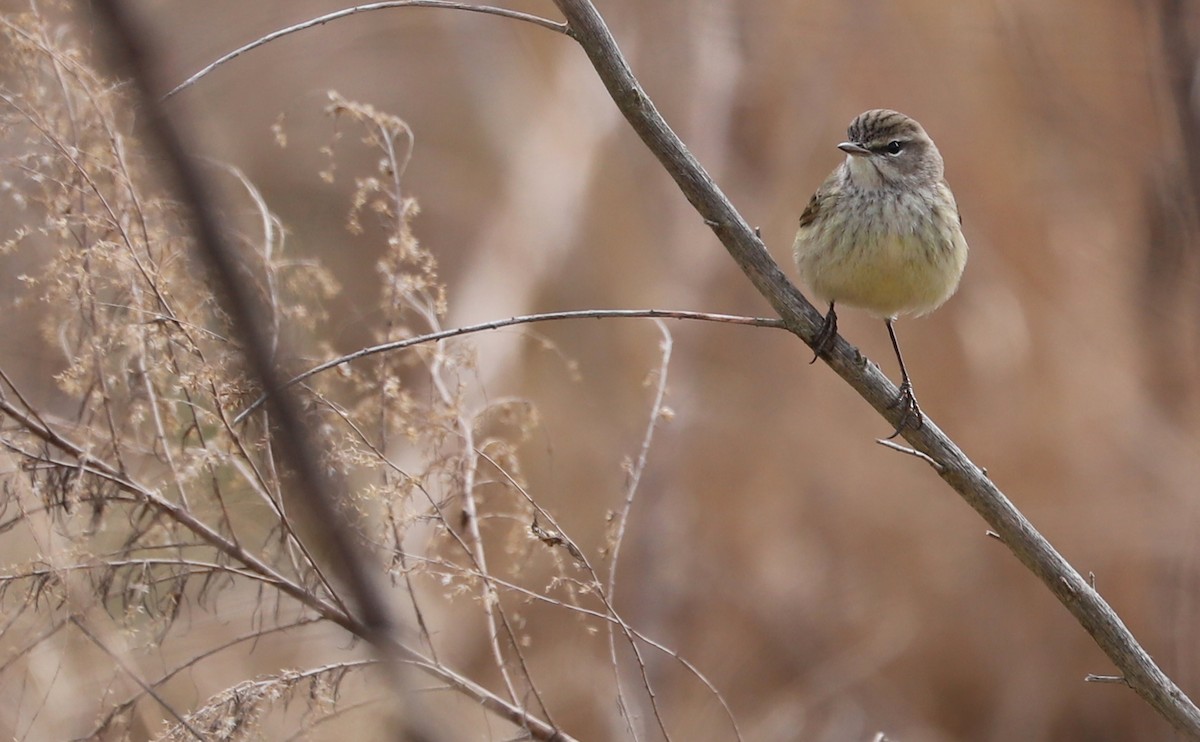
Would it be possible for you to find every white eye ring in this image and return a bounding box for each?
[885,140,905,155]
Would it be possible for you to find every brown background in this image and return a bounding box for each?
[7,0,1200,740]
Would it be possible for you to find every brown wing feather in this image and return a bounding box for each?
[798,181,836,229]
[798,191,822,228]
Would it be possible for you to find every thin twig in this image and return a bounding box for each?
[163,1,568,100]
[405,650,578,741]
[90,0,402,672]
[421,310,557,726]
[2,392,577,740]
[425,316,524,708]
[549,0,1200,734]
[606,320,673,741]
[280,697,383,742]
[0,617,69,677]
[1,558,289,588]
[875,438,945,471]
[71,617,204,741]
[403,544,744,742]
[0,396,351,632]
[233,309,783,423]
[476,448,742,740]
[83,617,323,737]
[309,388,568,736]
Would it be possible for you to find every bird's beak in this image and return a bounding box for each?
[837,142,871,157]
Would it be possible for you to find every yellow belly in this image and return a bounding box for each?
[794,195,967,319]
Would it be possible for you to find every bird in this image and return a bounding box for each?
[793,109,968,438]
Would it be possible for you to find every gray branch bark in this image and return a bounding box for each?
[551,0,1200,736]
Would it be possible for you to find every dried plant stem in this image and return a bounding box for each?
[416,303,557,723]
[414,539,751,741]
[0,393,347,628]
[0,618,69,680]
[428,334,521,703]
[84,5,580,735]
[605,320,673,741]
[0,389,577,741]
[90,0,402,667]
[476,449,743,740]
[71,617,203,740]
[549,0,1200,734]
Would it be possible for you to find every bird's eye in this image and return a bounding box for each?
[885,140,905,155]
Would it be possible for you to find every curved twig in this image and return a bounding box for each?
[605,320,673,740]
[549,0,1200,735]
[232,309,783,424]
[163,1,568,100]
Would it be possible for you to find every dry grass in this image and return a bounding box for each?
[3,1,1200,740]
[0,6,679,739]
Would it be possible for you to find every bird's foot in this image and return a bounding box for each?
[885,380,924,440]
[809,306,838,364]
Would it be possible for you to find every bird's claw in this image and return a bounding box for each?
[809,307,838,364]
[885,380,923,439]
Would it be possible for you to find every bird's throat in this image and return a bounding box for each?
[845,155,885,190]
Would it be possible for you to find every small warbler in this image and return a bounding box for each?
[793,109,968,437]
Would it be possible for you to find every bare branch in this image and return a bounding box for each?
[233,309,783,423]
[549,0,1200,734]
[164,1,569,100]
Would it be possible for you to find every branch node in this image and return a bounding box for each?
[530,517,585,563]
[875,438,944,471]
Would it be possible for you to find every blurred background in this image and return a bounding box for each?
[5,0,1200,739]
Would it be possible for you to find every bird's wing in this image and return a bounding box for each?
[798,178,838,229]
[940,178,962,226]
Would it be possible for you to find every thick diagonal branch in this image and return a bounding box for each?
[550,0,1200,735]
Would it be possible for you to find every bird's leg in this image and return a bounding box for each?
[884,318,924,439]
[809,302,838,364]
